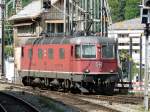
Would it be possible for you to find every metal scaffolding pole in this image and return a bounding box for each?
[64,0,67,35]
[128,37,132,89]
[0,0,5,77]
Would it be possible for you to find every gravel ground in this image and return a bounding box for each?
[79,98,144,112]
[0,83,145,112]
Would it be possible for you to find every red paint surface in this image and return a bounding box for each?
[21,44,118,74]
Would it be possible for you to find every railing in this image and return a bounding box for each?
[44,33,65,37]
[43,12,64,20]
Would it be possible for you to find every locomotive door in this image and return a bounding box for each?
[70,46,74,72]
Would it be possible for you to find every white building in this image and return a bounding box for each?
[108,18,149,65]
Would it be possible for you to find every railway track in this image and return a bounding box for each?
[41,91,121,112]
[0,81,145,112]
[0,82,121,112]
[0,91,40,112]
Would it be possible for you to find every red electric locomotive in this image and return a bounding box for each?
[19,36,120,94]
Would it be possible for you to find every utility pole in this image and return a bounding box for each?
[0,0,5,77]
[141,0,150,110]
[144,23,149,111]
[139,34,142,82]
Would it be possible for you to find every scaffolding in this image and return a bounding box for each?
[69,0,112,36]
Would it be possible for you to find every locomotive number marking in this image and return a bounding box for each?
[95,62,102,68]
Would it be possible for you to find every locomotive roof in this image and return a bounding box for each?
[25,36,116,45]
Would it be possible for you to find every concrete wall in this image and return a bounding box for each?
[5,57,14,82]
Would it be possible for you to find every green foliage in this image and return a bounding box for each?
[4,45,14,57]
[108,0,140,22]
[124,0,140,20]
[119,50,129,77]
[118,0,126,21]
[5,22,13,46]
[22,0,32,7]
[7,2,15,17]
[108,0,120,22]
[119,50,141,79]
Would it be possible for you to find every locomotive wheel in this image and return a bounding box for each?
[22,77,28,86]
[64,79,70,88]
[63,79,70,92]
[102,82,115,95]
[22,77,31,86]
[95,82,115,95]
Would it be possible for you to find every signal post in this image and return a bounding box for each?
[141,0,150,111]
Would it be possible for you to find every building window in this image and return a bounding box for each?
[47,23,55,33]
[17,25,35,34]
[118,34,129,38]
[38,48,43,59]
[59,48,65,59]
[132,43,139,46]
[57,23,63,33]
[119,43,129,46]
[133,50,140,53]
[48,48,53,59]
[47,23,64,33]
[28,48,33,59]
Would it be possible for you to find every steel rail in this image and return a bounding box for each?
[0,103,7,112]
[0,91,40,112]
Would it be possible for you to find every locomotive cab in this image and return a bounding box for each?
[73,42,118,74]
[72,38,119,94]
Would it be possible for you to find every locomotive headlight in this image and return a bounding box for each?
[84,69,90,73]
[110,70,114,73]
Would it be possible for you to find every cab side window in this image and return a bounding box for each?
[75,45,81,58]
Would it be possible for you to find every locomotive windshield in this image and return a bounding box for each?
[75,45,96,58]
[102,44,115,58]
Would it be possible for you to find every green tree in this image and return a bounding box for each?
[108,0,120,22]
[118,0,126,21]
[4,46,14,57]
[124,0,140,20]
[22,0,32,7]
